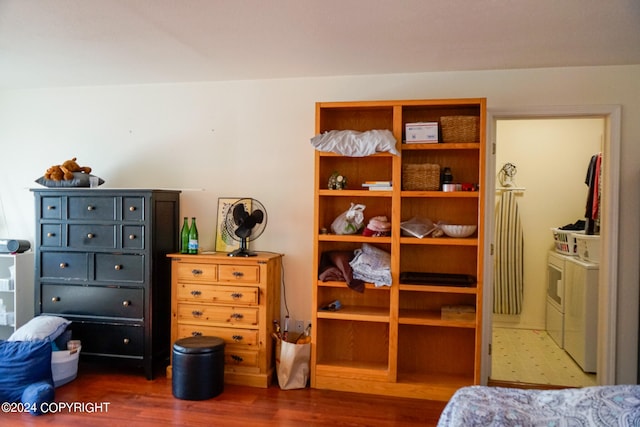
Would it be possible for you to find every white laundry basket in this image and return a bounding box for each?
[51,347,81,387]
[573,233,600,263]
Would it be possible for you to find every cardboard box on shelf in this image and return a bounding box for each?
[441,305,475,321]
[405,122,438,143]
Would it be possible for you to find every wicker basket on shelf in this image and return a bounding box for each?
[440,116,480,143]
[402,163,440,190]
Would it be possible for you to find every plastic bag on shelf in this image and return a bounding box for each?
[331,203,366,235]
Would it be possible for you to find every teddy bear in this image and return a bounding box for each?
[44,157,92,181]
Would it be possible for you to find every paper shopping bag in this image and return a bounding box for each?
[276,339,311,390]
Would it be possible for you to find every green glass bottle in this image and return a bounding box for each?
[180,217,189,254]
[188,217,199,254]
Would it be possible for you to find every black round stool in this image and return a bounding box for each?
[172,336,225,400]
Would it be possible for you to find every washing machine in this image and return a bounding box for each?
[564,256,599,373]
[546,251,568,348]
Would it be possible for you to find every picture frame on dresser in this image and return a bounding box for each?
[214,197,242,253]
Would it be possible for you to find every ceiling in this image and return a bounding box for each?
[1,0,639,90]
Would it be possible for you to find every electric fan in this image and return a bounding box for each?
[222,198,267,257]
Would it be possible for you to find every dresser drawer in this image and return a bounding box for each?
[42,284,144,319]
[177,283,258,305]
[69,196,117,221]
[41,252,89,280]
[95,253,144,282]
[218,265,260,284]
[122,226,144,250]
[69,321,144,358]
[69,224,116,249]
[176,263,218,282]
[40,196,62,220]
[122,197,145,221]
[40,224,62,247]
[176,324,259,346]
[225,348,259,369]
[177,303,258,326]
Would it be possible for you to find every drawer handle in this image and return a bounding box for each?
[114,264,122,270]
[231,292,243,300]
[123,338,130,345]
[59,262,67,269]
[129,206,136,212]
[190,290,202,297]
[47,205,56,210]
[128,234,136,240]
[87,233,95,239]
[232,271,244,278]
[230,313,244,320]
[191,269,203,276]
[191,310,203,318]
[191,331,203,337]
[87,205,95,211]
[51,296,60,302]
[47,232,55,237]
[230,355,244,364]
[232,335,244,342]
[122,300,131,307]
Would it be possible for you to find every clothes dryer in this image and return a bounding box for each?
[564,256,598,373]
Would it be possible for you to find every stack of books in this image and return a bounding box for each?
[362,181,392,191]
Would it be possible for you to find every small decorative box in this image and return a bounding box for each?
[441,305,476,321]
[405,122,439,143]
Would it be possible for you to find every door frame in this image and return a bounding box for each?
[481,105,621,385]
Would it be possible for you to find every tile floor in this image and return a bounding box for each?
[491,327,597,387]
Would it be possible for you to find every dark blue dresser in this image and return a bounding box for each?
[32,189,180,379]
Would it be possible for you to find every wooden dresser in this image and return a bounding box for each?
[167,252,282,388]
[32,189,180,379]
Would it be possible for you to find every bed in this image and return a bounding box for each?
[437,385,640,426]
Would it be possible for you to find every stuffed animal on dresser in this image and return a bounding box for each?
[44,157,92,181]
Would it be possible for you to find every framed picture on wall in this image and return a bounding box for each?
[215,197,242,253]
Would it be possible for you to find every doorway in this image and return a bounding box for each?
[481,105,621,387]
[491,117,602,386]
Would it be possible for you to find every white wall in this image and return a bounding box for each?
[494,118,604,330]
[1,64,638,383]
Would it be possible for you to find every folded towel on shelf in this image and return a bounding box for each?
[318,251,365,293]
[349,243,392,287]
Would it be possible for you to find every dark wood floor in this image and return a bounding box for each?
[5,361,448,426]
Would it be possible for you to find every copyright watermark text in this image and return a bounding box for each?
[2,401,111,414]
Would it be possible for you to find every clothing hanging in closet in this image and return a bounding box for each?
[585,153,602,234]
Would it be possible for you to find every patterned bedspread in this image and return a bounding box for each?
[437,385,640,426]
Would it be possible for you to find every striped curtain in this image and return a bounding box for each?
[493,191,524,314]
